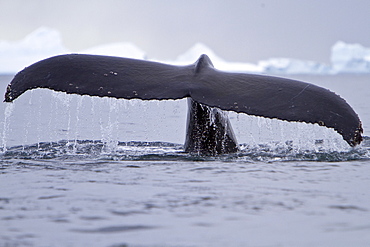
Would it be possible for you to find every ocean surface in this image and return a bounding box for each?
[0,74,370,247]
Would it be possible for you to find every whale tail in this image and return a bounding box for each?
[4,54,363,153]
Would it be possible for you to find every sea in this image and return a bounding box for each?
[0,74,369,247]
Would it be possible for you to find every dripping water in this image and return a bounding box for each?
[35,90,44,149]
[103,97,119,152]
[141,100,149,141]
[230,112,352,157]
[72,96,84,152]
[0,87,365,161]
[1,102,14,152]
[23,90,34,148]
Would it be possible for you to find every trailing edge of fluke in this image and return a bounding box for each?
[4,54,363,153]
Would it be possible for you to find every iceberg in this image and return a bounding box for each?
[1,27,370,75]
[0,27,69,74]
[331,41,370,73]
[256,42,370,74]
[174,43,262,73]
[258,58,330,74]
[0,27,147,74]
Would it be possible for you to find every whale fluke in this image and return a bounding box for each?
[4,54,363,153]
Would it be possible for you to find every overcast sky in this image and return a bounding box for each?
[1,0,369,63]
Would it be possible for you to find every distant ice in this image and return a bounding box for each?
[172,43,262,73]
[331,41,370,73]
[0,27,369,74]
[0,27,68,74]
[258,58,330,74]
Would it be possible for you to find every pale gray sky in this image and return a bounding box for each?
[1,0,369,63]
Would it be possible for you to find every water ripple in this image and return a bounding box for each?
[1,138,369,163]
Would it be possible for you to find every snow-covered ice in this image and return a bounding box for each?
[0,27,369,74]
[0,27,68,74]
[172,42,263,73]
[258,57,330,74]
[331,41,370,74]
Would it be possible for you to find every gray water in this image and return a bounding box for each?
[1,74,370,247]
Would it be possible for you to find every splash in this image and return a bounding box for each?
[1,138,369,162]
